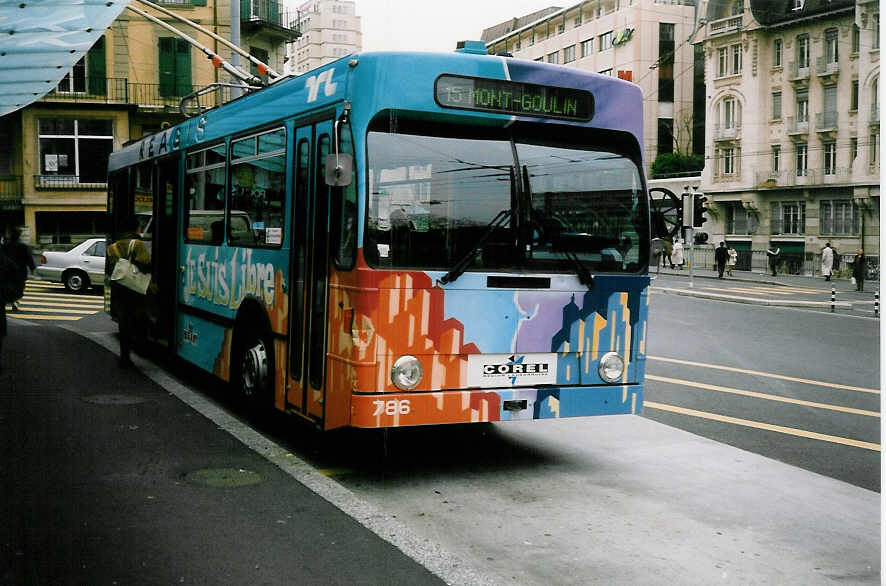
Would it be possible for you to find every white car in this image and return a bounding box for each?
[36,237,106,293]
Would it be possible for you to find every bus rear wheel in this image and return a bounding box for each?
[234,329,274,407]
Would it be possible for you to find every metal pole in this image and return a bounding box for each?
[875,291,879,318]
[831,286,835,313]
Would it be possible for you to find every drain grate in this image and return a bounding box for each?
[184,468,264,488]
[82,394,147,405]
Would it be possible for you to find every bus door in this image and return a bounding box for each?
[287,119,333,421]
[148,155,180,348]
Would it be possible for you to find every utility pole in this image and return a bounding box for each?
[682,186,694,288]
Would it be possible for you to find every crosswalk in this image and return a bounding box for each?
[702,284,824,297]
[5,279,105,321]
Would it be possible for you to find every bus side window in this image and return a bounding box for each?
[185,144,226,243]
[334,121,357,269]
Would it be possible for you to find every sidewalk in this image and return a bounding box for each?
[0,323,448,586]
[649,264,879,311]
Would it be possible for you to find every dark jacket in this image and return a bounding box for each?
[715,246,729,265]
[852,254,865,280]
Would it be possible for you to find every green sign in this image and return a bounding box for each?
[435,75,594,122]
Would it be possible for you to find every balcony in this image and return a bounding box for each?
[756,167,852,188]
[40,80,234,112]
[713,123,741,142]
[815,112,838,137]
[33,175,107,190]
[788,61,810,84]
[815,56,839,81]
[241,0,300,42]
[708,15,743,37]
[785,116,809,138]
[871,104,879,125]
[0,175,22,210]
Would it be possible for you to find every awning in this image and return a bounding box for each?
[0,0,133,118]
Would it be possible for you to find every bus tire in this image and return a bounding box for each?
[233,327,274,408]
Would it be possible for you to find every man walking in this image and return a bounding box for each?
[766,243,780,277]
[715,241,729,279]
[821,242,834,281]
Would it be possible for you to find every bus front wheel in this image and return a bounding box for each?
[234,329,274,407]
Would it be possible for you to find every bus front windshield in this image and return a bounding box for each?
[365,120,648,276]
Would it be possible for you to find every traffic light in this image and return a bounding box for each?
[693,192,708,228]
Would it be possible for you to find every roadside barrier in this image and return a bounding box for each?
[876,291,880,318]
[831,286,836,313]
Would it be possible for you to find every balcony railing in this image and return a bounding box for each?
[785,116,809,135]
[34,175,107,190]
[41,79,234,111]
[756,167,852,187]
[712,123,741,141]
[815,112,838,132]
[815,56,839,77]
[871,104,879,124]
[708,15,742,36]
[241,0,300,39]
[0,175,22,209]
[788,61,810,81]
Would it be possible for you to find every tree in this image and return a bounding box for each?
[650,152,704,179]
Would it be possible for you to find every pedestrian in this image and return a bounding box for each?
[107,216,152,367]
[766,243,780,277]
[821,242,834,282]
[3,227,35,311]
[670,238,684,270]
[852,248,865,292]
[715,241,729,278]
[727,244,737,276]
[0,244,17,374]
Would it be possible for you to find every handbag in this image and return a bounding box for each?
[110,239,151,294]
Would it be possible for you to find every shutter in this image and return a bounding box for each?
[159,37,175,97]
[175,39,192,96]
[87,36,107,96]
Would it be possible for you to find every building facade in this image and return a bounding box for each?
[483,0,704,172]
[697,0,879,273]
[287,0,362,76]
[0,0,298,246]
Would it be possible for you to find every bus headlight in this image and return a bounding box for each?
[598,352,625,383]
[391,355,423,390]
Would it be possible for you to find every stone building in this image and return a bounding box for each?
[0,0,298,246]
[287,0,362,76]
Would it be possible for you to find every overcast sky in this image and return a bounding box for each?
[356,1,560,53]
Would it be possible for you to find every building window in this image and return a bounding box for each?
[773,38,783,67]
[796,89,809,123]
[851,80,859,111]
[772,145,780,172]
[851,138,858,161]
[547,51,560,64]
[563,45,576,63]
[726,202,756,235]
[249,46,269,77]
[717,44,741,77]
[723,147,736,175]
[159,37,192,97]
[657,118,673,155]
[659,23,675,102]
[731,44,742,74]
[718,47,728,77]
[722,97,738,128]
[771,201,806,234]
[54,36,106,96]
[581,39,593,57]
[852,24,860,54]
[599,31,613,51]
[796,34,810,69]
[820,200,858,235]
[38,119,113,184]
[795,143,808,176]
[574,11,582,27]
[823,141,837,175]
[772,92,782,120]
[870,132,879,166]
[874,14,880,50]
[824,28,838,64]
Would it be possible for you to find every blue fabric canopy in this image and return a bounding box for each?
[0,0,133,117]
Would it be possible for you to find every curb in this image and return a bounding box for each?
[653,286,853,309]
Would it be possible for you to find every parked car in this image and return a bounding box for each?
[36,237,106,293]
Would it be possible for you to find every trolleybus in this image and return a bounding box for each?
[106,42,651,430]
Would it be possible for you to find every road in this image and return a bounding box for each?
[5,278,880,585]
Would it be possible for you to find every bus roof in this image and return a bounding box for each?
[109,50,643,172]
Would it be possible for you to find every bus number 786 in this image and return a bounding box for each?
[373,399,411,416]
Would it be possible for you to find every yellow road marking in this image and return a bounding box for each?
[13,294,103,304]
[647,355,879,394]
[647,374,880,417]
[7,306,96,315]
[7,314,83,321]
[706,287,796,296]
[644,401,881,451]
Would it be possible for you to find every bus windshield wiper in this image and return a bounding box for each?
[522,165,594,290]
[439,208,514,285]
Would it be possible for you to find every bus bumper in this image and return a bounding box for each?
[350,384,642,428]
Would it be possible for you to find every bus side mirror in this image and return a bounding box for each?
[325,154,353,187]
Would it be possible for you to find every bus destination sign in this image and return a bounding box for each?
[435,75,594,122]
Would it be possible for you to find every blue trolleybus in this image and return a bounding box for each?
[106,42,651,430]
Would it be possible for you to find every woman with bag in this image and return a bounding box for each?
[852,249,865,292]
[107,216,152,367]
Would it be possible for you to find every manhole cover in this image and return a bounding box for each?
[184,468,264,488]
[82,394,147,405]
